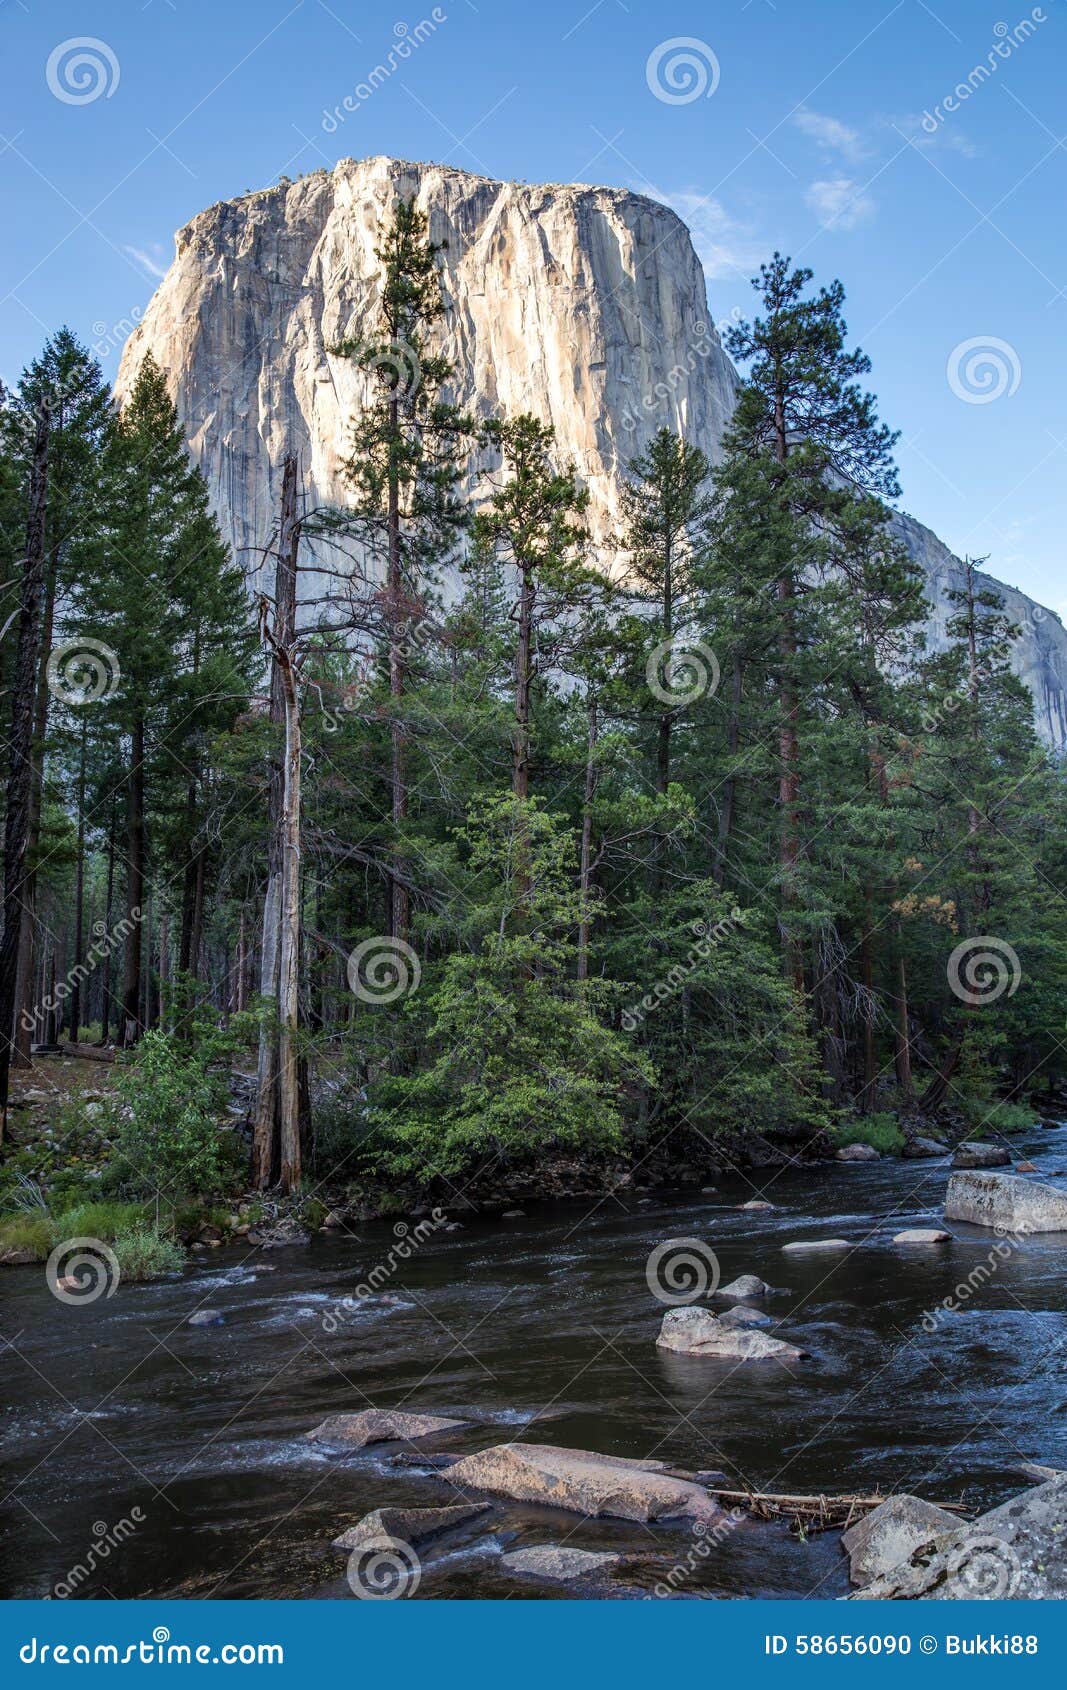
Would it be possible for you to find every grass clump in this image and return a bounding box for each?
[112,1227,185,1281]
[832,1111,904,1155]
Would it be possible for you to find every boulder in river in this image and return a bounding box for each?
[902,1137,949,1159]
[1016,1161,1038,1173]
[188,1309,225,1326]
[714,1274,776,1299]
[332,1502,489,1550]
[738,1199,774,1211]
[892,1229,951,1245]
[952,1141,1011,1169]
[501,1545,621,1583]
[306,1409,467,1448]
[944,1170,1067,1233]
[841,1494,960,1586]
[719,1304,773,1328]
[835,1143,880,1162]
[443,1442,722,1524]
[656,1307,806,1361]
[850,1476,1067,1600]
[781,1239,851,1255]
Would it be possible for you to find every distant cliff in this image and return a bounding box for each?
[115,154,1067,747]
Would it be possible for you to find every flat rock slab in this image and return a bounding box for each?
[501,1545,621,1583]
[944,1170,1067,1234]
[714,1274,777,1299]
[902,1137,949,1159]
[953,1142,1011,1169]
[332,1503,488,1551]
[781,1239,851,1255]
[850,1477,1067,1600]
[842,1495,959,1586]
[657,1307,806,1362]
[836,1143,880,1162]
[893,1229,951,1244]
[443,1442,722,1524]
[306,1409,467,1448]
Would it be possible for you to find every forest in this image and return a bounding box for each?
[2,199,1064,1275]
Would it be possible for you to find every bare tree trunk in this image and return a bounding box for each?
[97,798,117,1046]
[577,693,599,983]
[895,943,914,1103]
[254,454,300,1189]
[275,648,303,1192]
[0,399,50,1141]
[158,913,170,1035]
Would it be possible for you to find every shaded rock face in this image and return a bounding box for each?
[836,1142,880,1162]
[115,156,1067,747]
[443,1442,721,1524]
[714,1274,776,1299]
[332,1502,488,1550]
[851,1477,1067,1599]
[656,1307,805,1362]
[944,1170,1067,1233]
[306,1409,466,1448]
[841,1495,959,1587]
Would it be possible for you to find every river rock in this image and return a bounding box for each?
[902,1136,949,1159]
[332,1503,489,1550]
[944,1170,1067,1233]
[850,1476,1067,1600]
[0,1246,37,1265]
[842,1495,959,1586]
[501,1545,621,1583]
[953,1142,1011,1169]
[656,1307,806,1362]
[892,1229,951,1244]
[306,1409,467,1448]
[836,1143,880,1162]
[781,1239,851,1255]
[443,1442,722,1524]
[738,1200,775,1212]
[188,1309,225,1326]
[719,1304,773,1328]
[714,1274,776,1299]
[1016,1161,1038,1173]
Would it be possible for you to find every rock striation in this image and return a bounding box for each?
[115,155,1067,746]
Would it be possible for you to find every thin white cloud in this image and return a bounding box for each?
[794,108,867,162]
[805,177,876,232]
[892,113,978,157]
[124,244,168,280]
[643,186,766,281]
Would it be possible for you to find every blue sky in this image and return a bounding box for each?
[1,0,1064,612]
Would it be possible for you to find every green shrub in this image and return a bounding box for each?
[111,1029,245,1202]
[112,1227,185,1281]
[961,1099,1039,1137]
[832,1112,904,1155]
[51,1199,148,1243]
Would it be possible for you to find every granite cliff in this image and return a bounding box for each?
[114,154,1067,746]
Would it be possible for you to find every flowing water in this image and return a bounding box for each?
[3,1124,1067,1601]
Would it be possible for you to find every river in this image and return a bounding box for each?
[3,1122,1066,1600]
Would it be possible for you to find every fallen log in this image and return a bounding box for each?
[705,1488,967,1534]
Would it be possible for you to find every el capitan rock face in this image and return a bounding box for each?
[115,154,1067,746]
